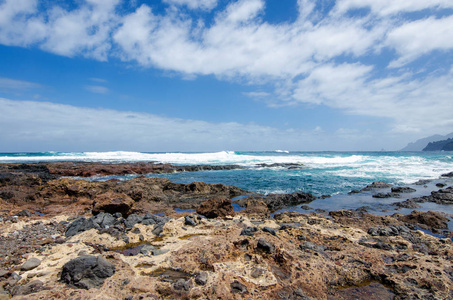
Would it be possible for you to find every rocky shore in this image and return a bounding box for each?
[1,163,453,299]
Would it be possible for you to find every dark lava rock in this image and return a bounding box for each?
[196,198,235,219]
[262,227,277,236]
[414,179,431,185]
[230,280,247,294]
[441,171,453,177]
[436,183,446,188]
[60,255,115,289]
[184,215,198,226]
[15,209,32,217]
[256,238,275,254]
[142,213,168,226]
[362,181,393,191]
[124,214,143,228]
[65,217,100,237]
[240,227,259,236]
[391,187,416,193]
[373,192,399,199]
[195,272,208,285]
[368,225,411,237]
[255,192,316,212]
[92,212,116,229]
[392,199,421,209]
[299,242,327,253]
[398,210,449,230]
[359,239,393,251]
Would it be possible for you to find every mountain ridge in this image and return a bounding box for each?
[401,132,453,151]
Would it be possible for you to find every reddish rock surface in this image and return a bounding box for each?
[196,198,235,219]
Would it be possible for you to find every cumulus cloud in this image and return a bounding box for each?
[0,0,452,135]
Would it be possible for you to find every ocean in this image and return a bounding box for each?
[1,151,453,215]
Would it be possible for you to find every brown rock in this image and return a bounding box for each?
[240,200,270,218]
[92,192,135,216]
[196,198,235,219]
[398,210,449,230]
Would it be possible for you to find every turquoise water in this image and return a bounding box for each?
[1,150,451,196]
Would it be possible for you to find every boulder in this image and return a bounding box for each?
[391,187,416,193]
[92,192,134,217]
[65,217,100,237]
[60,255,115,289]
[398,210,449,230]
[20,257,41,271]
[196,198,235,219]
[240,200,270,218]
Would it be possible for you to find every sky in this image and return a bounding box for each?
[0,0,453,152]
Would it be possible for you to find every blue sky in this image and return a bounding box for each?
[0,0,453,152]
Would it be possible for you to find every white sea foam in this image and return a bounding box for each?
[0,151,451,183]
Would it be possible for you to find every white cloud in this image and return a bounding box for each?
[85,85,109,94]
[335,0,453,16]
[292,63,453,133]
[0,77,42,91]
[386,16,453,67]
[1,98,377,151]
[163,0,218,11]
[0,0,453,136]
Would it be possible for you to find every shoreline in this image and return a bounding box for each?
[1,162,453,299]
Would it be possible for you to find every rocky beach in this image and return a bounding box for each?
[1,162,453,299]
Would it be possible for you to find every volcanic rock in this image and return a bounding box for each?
[391,187,416,193]
[92,192,135,217]
[20,257,41,271]
[196,198,234,219]
[398,210,449,230]
[60,255,115,289]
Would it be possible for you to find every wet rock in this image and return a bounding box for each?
[195,272,208,285]
[436,183,446,188]
[414,179,431,185]
[392,199,421,209]
[391,187,416,193]
[92,192,135,217]
[230,280,247,294]
[256,238,275,254]
[398,210,449,230]
[196,198,235,219]
[373,192,399,199]
[240,227,258,236]
[239,192,316,212]
[362,181,393,190]
[441,171,453,177]
[60,255,115,289]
